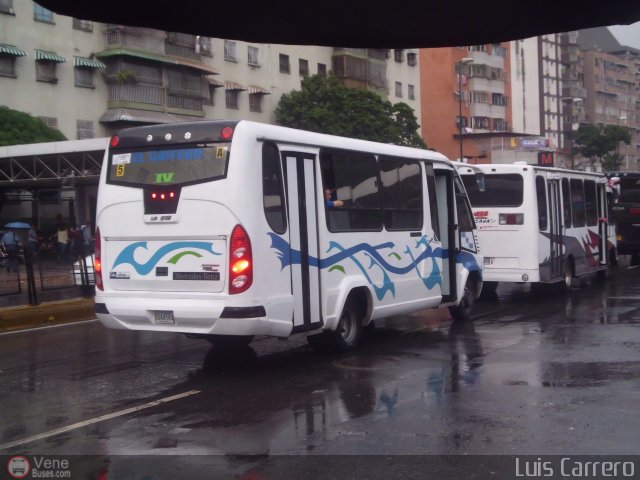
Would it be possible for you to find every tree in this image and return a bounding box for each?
[573,123,630,171]
[0,106,66,146]
[275,74,427,149]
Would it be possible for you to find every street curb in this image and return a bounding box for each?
[0,298,96,333]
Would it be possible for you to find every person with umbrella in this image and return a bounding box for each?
[2,224,23,273]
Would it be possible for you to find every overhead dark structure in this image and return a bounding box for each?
[31,0,640,48]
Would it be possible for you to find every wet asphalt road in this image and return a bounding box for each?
[1,262,640,479]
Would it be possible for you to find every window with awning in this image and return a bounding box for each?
[0,44,27,77]
[74,56,106,69]
[35,50,66,83]
[35,50,66,63]
[74,57,105,88]
[0,44,28,57]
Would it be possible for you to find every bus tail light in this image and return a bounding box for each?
[629,208,640,216]
[95,227,103,290]
[499,213,524,225]
[229,225,252,294]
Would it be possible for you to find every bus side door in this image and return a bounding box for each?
[282,151,323,333]
[597,181,609,265]
[433,167,457,301]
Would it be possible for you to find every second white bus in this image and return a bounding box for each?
[457,162,615,293]
[94,120,483,352]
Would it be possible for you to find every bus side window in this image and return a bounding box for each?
[262,142,286,234]
[320,149,382,232]
[379,156,423,231]
[562,178,572,228]
[570,178,586,228]
[536,175,547,231]
[425,164,440,240]
[584,180,598,226]
[454,177,474,232]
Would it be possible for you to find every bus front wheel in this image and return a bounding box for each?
[449,277,476,322]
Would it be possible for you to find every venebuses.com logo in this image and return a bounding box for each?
[7,456,30,479]
[6,456,72,478]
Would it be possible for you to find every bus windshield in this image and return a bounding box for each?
[107,143,229,186]
[461,173,523,207]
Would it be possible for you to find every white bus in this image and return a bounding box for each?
[456,162,615,294]
[94,120,483,352]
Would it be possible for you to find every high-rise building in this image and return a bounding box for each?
[572,26,640,171]
[419,44,512,163]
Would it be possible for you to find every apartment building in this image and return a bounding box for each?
[419,44,512,163]
[510,34,566,167]
[576,28,640,170]
[561,27,640,171]
[0,0,421,231]
[0,1,421,141]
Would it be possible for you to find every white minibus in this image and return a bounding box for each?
[95,120,483,351]
[457,162,615,294]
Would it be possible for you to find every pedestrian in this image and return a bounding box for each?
[56,225,69,262]
[80,222,93,255]
[27,227,39,259]
[2,228,20,273]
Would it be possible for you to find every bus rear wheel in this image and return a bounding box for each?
[561,260,575,291]
[309,300,363,353]
[449,277,476,322]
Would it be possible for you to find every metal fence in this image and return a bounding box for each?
[0,251,95,302]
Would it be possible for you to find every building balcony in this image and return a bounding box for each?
[104,28,165,55]
[107,83,203,113]
[165,42,201,60]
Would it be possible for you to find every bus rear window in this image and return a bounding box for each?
[461,173,523,207]
[107,144,229,186]
[619,178,640,203]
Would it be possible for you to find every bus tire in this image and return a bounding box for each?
[479,281,498,298]
[561,259,575,292]
[449,276,476,322]
[207,335,254,349]
[329,300,363,352]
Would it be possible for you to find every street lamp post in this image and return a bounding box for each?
[565,97,582,169]
[457,57,473,163]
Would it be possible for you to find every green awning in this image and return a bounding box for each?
[74,56,106,69]
[0,44,28,57]
[35,50,66,63]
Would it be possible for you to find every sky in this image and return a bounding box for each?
[607,20,640,49]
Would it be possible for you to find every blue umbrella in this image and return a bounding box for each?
[4,221,31,229]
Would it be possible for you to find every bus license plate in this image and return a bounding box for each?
[484,257,494,266]
[153,310,175,324]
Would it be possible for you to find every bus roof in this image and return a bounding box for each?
[455,162,605,179]
[110,119,453,167]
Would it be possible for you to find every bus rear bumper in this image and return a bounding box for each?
[482,268,540,283]
[94,295,292,337]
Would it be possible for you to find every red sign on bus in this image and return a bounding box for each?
[537,152,554,166]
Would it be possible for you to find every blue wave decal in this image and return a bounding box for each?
[329,241,395,300]
[405,237,443,289]
[456,250,482,280]
[113,241,220,275]
[268,233,480,298]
